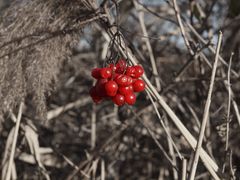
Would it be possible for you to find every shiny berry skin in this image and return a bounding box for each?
[115,75,129,86]
[126,66,136,77]
[125,93,136,105]
[126,76,133,85]
[112,94,125,106]
[116,59,127,73]
[109,63,117,71]
[90,63,144,105]
[111,72,121,80]
[89,87,102,103]
[133,65,144,78]
[133,79,145,92]
[96,79,108,97]
[91,68,101,79]
[100,67,112,79]
[118,85,133,95]
[105,80,118,96]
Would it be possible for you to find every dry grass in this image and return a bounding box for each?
[1,0,240,179]
[0,0,97,120]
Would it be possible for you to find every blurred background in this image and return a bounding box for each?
[1,0,240,179]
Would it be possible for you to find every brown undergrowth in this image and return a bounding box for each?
[1,0,240,179]
[0,0,96,121]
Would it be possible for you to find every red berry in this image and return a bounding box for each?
[112,73,121,79]
[116,59,127,73]
[105,80,118,96]
[125,93,136,105]
[115,75,128,86]
[89,87,102,103]
[89,86,97,97]
[129,85,133,91]
[96,79,108,97]
[109,63,117,71]
[118,85,133,95]
[92,96,102,103]
[112,94,125,106]
[133,65,144,78]
[126,66,136,77]
[132,78,137,83]
[126,76,133,85]
[91,68,101,79]
[133,79,145,92]
[100,67,112,79]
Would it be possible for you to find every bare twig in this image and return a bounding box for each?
[184,99,201,129]
[189,32,222,180]
[91,104,97,149]
[1,128,15,180]
[165,118,178,180]
[134,1,161,91]
[171,0,194,56]
[222,53,233,174]
[99,24,220,179]
[146,90,183,160]
[101,159,106,180]
[225,53,233,152]
[47,97,91,120]
[5,102,24,180]
[0,13,107,59]
[186,22,239,78]
[24,124,50,179]
[229,150,236,179]
[222,56,240,129]
[140,3,239,78]
[129,107,176,168]
[232,101,240,127]
[181,159,187,180]
[66,104,156,179]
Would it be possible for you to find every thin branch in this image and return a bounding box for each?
[229,150,236,179]
[189,32,222,180]
[232,101,240,128]
[140,2,239,78]
[146,90,183,160]
[134,0,161,91]
[5,102,24,180]
[98,23,220,179]
[66,104,155,179]
[222,53,233,174]
[225,53,233,152]
[181,159,187,180]
[101,159,105,180]
[0,13,107,59]
[47,97,91,120]
[223,59,240,129]
[186,22,239,78]
[171,0,194,56]
[165,118,179,180]
[91,104,97,149]
[129,107,176,169]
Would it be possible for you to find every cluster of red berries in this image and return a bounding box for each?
[89,59,145,106]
